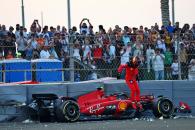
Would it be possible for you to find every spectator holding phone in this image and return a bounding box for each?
[79,18,92,35]
[153,48,165,80]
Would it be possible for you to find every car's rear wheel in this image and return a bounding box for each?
[153,98,174,118]
[56,100,80,122]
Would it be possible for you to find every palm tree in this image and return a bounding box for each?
[161,0,170,26]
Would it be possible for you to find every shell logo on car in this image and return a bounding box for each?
[118,101,128,111]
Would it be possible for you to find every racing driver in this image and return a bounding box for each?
[117,56,142,110]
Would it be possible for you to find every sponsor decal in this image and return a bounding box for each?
[88,104,104,113]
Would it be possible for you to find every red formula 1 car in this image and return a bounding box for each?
[28,87,191,122]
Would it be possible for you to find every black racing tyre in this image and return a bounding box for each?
[153,98,174,118]
[55,100,80,122]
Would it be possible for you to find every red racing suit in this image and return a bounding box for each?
[117,63,140,102]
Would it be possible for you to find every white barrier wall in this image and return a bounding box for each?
[0,79,195,122]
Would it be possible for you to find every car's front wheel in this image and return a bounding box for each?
[153,98,174,118]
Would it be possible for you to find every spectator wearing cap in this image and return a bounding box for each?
[152,48,165,80]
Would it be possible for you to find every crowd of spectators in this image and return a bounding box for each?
[0,19,195,81]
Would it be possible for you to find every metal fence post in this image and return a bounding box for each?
[177,34,182,80]
[69,43,74,82]
[67,0,74,82]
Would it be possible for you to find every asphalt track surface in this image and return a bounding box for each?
[0,118,195,130]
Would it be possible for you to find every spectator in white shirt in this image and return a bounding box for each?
[109,43,116,61]
[16,27,27,58]
[146,44,155,72]
[82,37,92,63]
[153,48,165,80]
[156,37,166,53]
[73,40,81,61]
[120,44,131,65]
[171,58,179,80]
[79,18,92,35]
[40,45,51,59]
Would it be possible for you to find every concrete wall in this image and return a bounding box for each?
[0,79,195,122]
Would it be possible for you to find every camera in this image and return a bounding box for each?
[83,18,88,21]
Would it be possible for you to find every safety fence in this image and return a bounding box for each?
[0,32,195,82]
[0,57,194,83]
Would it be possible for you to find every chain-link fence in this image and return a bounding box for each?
[0,31,195,82]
